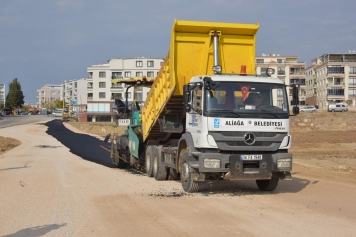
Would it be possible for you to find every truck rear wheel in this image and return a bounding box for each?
[145,145,154,177]
[256,177,279,191]
[180,151,200,193]
[153,146,168,181]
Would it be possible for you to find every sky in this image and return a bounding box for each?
[1,0,355,104]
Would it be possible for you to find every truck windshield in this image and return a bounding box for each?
[204,82,289,117]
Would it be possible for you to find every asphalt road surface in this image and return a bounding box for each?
[0,120,355,236]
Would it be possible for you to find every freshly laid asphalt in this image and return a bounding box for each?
[44,119,115,168]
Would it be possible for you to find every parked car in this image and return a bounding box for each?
[299,106,317,113]
[328,104,348,112]
[52,110,63,117]
[0,111,3,117]
[20,111,28,115]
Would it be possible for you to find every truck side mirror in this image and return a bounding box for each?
[293,106,299,115]
[292,85,299,106]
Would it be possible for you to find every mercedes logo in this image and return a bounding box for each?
[244,132,256,145]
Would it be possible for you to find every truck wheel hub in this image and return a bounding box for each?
[182,163,189,182]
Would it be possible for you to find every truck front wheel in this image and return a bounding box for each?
[180,151,200,193]
[256,177,279,191]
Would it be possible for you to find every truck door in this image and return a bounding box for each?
[186,85,203,146]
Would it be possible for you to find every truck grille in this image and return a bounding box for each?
[209,132,287,151]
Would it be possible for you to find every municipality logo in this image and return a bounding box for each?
[214,118,220,128]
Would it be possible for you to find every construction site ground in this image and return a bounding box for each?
[1,111,356,186]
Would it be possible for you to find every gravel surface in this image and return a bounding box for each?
[0,120,356,236]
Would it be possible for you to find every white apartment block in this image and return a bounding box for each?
[36,84,61,108]
[305,54,356,109]
[0,83,5,106]
[255,54,307,105]
[61,78,87,113]
[86,57,164,122]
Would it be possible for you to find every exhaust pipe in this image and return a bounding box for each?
[212,31,222,74]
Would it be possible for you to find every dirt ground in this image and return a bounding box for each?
[1,112,356,184]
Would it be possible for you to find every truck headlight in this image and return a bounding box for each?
[277,158,291,168]
[204,159,220,168]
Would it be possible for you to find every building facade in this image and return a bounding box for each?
[61,78,87,113]
[36,84,61,108]
[305,54,356,109]
[255,54,307,105]
[0,83,5,107]
[86,57,164,122]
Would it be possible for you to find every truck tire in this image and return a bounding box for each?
[153,145,168,181]
[256,177,279,191]
[145,145,155,177]
[180,150,200,193]
[112,143,127,169]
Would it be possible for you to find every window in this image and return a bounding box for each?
[88,83,93,89]
[112,72,122,79]
[112,93,123,99]
[125,92,131,99]
[74,82,77,88]
[160,62,164,66]
[99,92,106,99]
[261,68,268,75]
[147,71,154,77]
[51,91,56,95]
[277,67,285,75]
[99,72,106,78]
[349,89,356,97]
[349,78,356,85]
[277,89,283,97]
[327,66,344,74]
[111,83,123,88]
[256,59,264,63]
[147,61,154,67]
[136,61,143,67]
[137,93,143,101]
[124,71,131,78]
[99,82,106,88]
[327,88,344,96]
[136,71,143,77]
[277,59,285,63]
[334,78,341,85]
[349,67,356,74]
[88,93,93,99]
[192,88,202,112]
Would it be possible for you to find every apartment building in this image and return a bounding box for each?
[305,54,356,109]
[255,54,307,105]
[61,78,87,113]
[0,83,5,107]
[86,57,164,122]
[36,84,61,108]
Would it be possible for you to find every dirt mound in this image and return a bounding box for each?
[290,111,356,132]
[0,136,22,155]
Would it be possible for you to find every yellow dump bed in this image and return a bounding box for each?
[142,19,259,141]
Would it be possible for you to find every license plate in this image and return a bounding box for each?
[240,155,262,160]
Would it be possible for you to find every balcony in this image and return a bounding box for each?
[87,86,93,90]
[87,97,93,100]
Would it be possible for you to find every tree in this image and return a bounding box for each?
[5,78,25,109]
[53,99,63,109]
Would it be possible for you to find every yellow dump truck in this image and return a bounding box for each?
[110,19,299,192]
